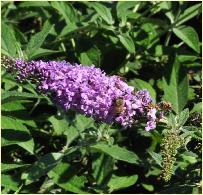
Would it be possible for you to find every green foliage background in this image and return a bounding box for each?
[1,1,202,194]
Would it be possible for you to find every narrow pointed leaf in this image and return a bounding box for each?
[162,56,189,114]
[173,26,200,53]
[118,34,135,53]
[91,143,139,164]
[26,21,53,58]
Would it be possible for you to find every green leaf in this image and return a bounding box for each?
[74,114,94,132]
[190,102,202,114]
[29,48,62,60]
[167,113,177,129]
[19,1,50,7]
[178,108,189,127]
[188,87,196,101]
[148,151,162,167]
[64,126,79,146]
[141,23,159,47]
[92,153,114,185]
[129,78,156,101]
[2,163,30,173]
[48,116,69,135]
[1,23,18,57]
[89,2,114,24]
[79,47,101,66]
[1,49,11,57]
[38,178,55,194]
[1,117,28,135]
[59,25,78,38]
[18,141,35,155]
[48,162,87,194]
[26,20,54,58]
[2,100,37,128]
[51,1,77,27]
[118,34,135,53]
[1,101,25,111]
[116,1,139,19]
[21,153,63,185]
[158,2,174,23]
[181,126,202,140]
[1,116,34,154]
[162,56,189,114]
[1,174,20,192]
[145,166,161,177]
[181,151,197,164]
[176,3,202,26]
[173,26,200,53]
[174,47,200,63]
[158,1,172,10]
[108,174,138,192]
[91,144,139,164]
[2,77,18,91]
[142,183,154,192]
[2,91,45,104]
[177,53,199,63]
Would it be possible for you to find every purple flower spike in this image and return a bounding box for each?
[6,58,160,130]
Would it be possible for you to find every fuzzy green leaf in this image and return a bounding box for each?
[89,2,114,24]
[51,2,77,27]
[1,23,18,57]
[190,102,202,114]
[26,21,54,58]
[148,151,162,167]
[178,108,189,127]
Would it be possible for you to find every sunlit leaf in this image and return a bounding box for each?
[108,174,138,192]
[91,143,139,164]
[21,153,63,185]
[48,162,87,193]
[118,34,135,53]
[176,3,202,26]
[162,55,189,114]
[173,26,200,53]
[1,116,34,154]
[88,2,114,24]
[1,23,18,57]
[26,21,54,58]
[2,163,30,173]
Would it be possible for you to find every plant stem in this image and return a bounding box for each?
[29,99,41,115]
[164,32,172,46]
[14,183,24,194]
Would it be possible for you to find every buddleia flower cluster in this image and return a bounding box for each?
[160,131,183,182]
[2,56,163,130]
